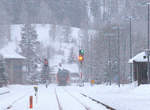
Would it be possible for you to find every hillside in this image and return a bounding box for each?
[11,24,80,73]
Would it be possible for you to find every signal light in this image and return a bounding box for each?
[44,59,48,66]
[79,49,84,56]
[78,49,84,63]
[78,55,84,61]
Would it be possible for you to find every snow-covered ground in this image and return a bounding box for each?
[67,83,150,110]
[0,87,9,95]
[0,83,150,110]
[0,85,34,110]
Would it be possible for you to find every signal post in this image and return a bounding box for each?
[42,58,49,87]
[78,49,84,86]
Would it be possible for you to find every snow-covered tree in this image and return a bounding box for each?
[68,47,76,64]
[37,0,52,23]
[19,24,41,82]
[0,56,8,87]
[49,24,56,41]
[62,26,72,43]
[0,25,10,49]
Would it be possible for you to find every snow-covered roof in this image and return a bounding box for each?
[0,42,25,59]
[63,63,79,73]
[50,63,79,74]
[129,51,147,63]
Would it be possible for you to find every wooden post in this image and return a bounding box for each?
[29,96,33,109]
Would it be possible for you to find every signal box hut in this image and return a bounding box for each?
[0,43,26,84]
[129,51,149,85]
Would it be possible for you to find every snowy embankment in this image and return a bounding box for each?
[0,87,9,95]
[1,84,150,110]
[0,85,34,110]
[66,83,150,110]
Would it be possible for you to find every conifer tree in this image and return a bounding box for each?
[68,47,76,64]
[20,24,40,82]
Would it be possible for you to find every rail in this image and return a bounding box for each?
[80,93,116,110]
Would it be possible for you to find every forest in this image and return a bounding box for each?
[0,0,149,84]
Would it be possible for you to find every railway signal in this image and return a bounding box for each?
[34,86,38,103]
[44,59,48,66]
[41,58,49,84]
[78,49,84,63]
[79,49,84,56]
[78,55,84,61]
[78,49,84,86]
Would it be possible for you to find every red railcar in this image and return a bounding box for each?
[56,69,70,86]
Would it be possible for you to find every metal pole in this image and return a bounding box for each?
[148,4,150,50]
[147,4,150,82]
[90,36,92,81]
[108,36,111,85]
[90,36,93,81]
[129,17,132,82]
[103,0,106,21]
[27,25,30,76]
[118,25,120,87]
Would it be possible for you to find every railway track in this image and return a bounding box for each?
[55,89,63,110]
[55,88,91,110]
[63,88,90,110]
[80,93,116,110]
[2,90,33,110]
[63,88,116,110]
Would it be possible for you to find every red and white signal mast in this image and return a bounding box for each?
[43,58,49,87]
[44,58,48,66]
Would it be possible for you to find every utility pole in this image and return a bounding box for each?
[118,25,120,87]
[129,17,132,82]
[78,49,84,86]
[88,36,91,81]
[90,36,93,81]
[27,25,30,76]
[108,35,111,85]
[147,3,150,82]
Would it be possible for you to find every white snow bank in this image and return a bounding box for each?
[0,42,25,59]
[66,83,150,110]
[1,84,150,110]
[0,85,35,110]
[0,87,9,95]
[63,63,79,73]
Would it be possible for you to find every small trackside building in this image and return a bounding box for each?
[129,51,149,85]
[0,43,26,84]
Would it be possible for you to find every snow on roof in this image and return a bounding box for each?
[63,63,79,73]
[0,42,25,59]
[129,51,147,63]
